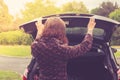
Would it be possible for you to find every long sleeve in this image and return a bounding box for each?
[31,34,93,60]
[56,34,93,59]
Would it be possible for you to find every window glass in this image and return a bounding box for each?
[66,27,105,40]
[111,27,120,45]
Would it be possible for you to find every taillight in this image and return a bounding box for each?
[22,69,28,80]
[23,76,27,80]
[118,76,120,80]
[117,69,120,80]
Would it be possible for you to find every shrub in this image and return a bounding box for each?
[0,30,33,45]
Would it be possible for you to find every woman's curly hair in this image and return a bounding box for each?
[41,17,68,44]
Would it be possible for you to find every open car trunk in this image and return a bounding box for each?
[66,32,113,80]
[20,13,120,80]
[67,46,112,80]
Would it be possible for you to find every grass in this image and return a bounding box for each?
[0,70,21,80]
[112,46,120,58]
[0,45,31,57]
[115,51,120,58]
[0,45,119,58]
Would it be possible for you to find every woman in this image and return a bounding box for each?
[31,17,96,80]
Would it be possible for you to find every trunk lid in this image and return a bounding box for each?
[19,13,120,43]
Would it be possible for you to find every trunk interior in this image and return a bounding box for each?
[67,46,113,80]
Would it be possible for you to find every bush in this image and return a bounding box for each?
[0,30,33,45]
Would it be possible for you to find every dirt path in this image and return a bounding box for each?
[0,56,31,75]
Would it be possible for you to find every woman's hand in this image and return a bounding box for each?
[35,17,44,39]
[35,18,44,34]
[87,18,96,35]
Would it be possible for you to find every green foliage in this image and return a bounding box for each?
[91,1,119,17]
[108,8,120,46]
[0,30,33,45]
[111,27,120,45]
[22,0,60,22]
[109,9,120,22]
[21,0,89,22]
[62,1,89,13]
[115,51,120,58]
[0,0,13,32]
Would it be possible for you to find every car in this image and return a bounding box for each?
[20,13,120,80]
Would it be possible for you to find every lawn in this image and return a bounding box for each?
[0,45,119,58]
[0,70,21,80]
[115,51,120,58]
[0,45,31,57]
[112,46,120,58]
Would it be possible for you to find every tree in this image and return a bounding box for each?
[0,0,13,32]
[91,1,118,17]
[62,1,89,14]
[111,27,120,45]
[12,14,25,30]
[21,0,60,22]
[109,9,120,45]
[109,9,120,22]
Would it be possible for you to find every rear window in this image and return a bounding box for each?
[66,27,105,40]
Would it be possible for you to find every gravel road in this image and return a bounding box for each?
[0,56,31,75]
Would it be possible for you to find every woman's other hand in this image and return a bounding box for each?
[87,18,96,35]
[35,17,44,39]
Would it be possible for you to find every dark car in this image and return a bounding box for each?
[20,13,120,80]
